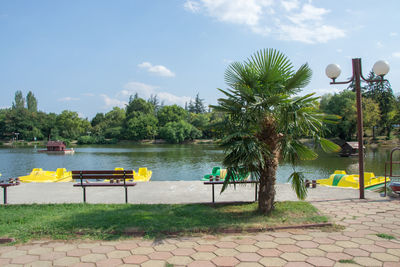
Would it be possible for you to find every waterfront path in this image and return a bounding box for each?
[1,186,400,266]
[4,181,382,204]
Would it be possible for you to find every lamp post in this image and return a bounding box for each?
[325,58,390,199]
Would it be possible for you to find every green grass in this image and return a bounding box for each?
[338,259,356,264]
[376,233,396,240]
[0,201,327,243]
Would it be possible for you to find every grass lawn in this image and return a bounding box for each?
[0,201,328,243]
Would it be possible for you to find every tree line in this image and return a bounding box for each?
[319,71,399,141]
[0,91,226,144]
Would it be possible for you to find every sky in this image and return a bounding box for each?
[1,0,400,119]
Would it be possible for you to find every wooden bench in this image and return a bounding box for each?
[203,180,259,203]
[72,170,136,203]
[1,178,20,205]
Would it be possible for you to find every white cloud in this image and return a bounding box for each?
[82,93,95,97]
[138,62,175,77]
[100,94,127,108]
[393,52,400,58]
[58,97,80,102]
[336,49,343,53]
[281,0,299,12]
[123,82,192,106]
[184,0,345,44]
[184,0,200,12]
[377,41,383,48]
[390,32,398,37]
[316,87,342,96]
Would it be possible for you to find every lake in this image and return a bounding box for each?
[0,144,399,182]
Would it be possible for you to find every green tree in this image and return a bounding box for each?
[363,71,395,137]
[26,91,38,112]
[91,113,105,127]
[193,93,206,114]
[126,96,154,117]
[55,110,91,139]
[211,49,339,214]
[362,98,381,139]
[159,120,201,143]
[125,114,158,140]
[157,105,187,127]
[12,90,25,110]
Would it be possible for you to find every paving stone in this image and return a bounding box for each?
[175,241,197,248]
[291,235,313,241]
[306,256,335,266]
[236,262,263,267]
[326,252,353,261]
[216,242,238,249]
[212,256,239,266]
[285,262,313,267]
[115,243,138,250]
[191,252,216,260]
[386,248,400,256]
[77,243,98,249]
[17,244,41,251]
[371,252,400,262]
[122,255,149,264]
[39,251,66,261]
[235,238,257,245]
[300,248,326,257]
[25,260,53,267]
[256,248,282,257]
[280,252,307,262]
[80,253,107,262]
[172,248,196,256]
[71,263,96,267]
[335,241,359,248]
[235,252,261,262]
[136,240,153,247]
[276,244,301,252]
[53,256,80,266]
[350,237,375,245]
[54,245,77,252]
[167,255,193,265]
[313,237,335,244]
[343,248,370,257]
[0,258,10,265]
[188,260,216,267]
[375,241,400,249]
[319,244,344,253]
[296,241,319,248]
[258,257,287,266]
[273,238,296,245]
[107,250,131,259]
[90,245,115,254]
[235,245,259,253]
[153,244,177,252]
[27,247,53,256]
[383,263,400,267]
[1,250,27,258]
[359,244,386,253]
[194,244,217,252]
[254,241,278,249]
[353,256,383,266]
[141,260,168,267]
[10,255,38,264]
[215,248,239,257]
[130,247,155,255]
[148,251,173,260]
[66,248,91,257]
[95,258,123,267]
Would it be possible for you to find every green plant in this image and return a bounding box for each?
[376,233,395,240]
[338,259,356,264]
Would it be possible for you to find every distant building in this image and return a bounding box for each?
[46,141,67,151]
[339,142,365,157]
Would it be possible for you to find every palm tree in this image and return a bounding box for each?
[211,49,339,214]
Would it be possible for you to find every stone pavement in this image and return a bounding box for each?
[1,198,400,266]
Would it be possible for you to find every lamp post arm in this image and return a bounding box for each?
[330,79,353,85]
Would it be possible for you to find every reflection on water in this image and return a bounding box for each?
[0,144,399,183]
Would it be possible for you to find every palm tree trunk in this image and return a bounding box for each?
[258,155,278,214]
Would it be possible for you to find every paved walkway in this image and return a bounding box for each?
[1,197,400,266]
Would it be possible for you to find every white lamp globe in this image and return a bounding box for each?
[373,60,390,76]
[325,64,341,79]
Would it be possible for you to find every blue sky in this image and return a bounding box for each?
[1,0,399,119]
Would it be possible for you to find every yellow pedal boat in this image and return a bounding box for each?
[19,168,72,183]
[318,170,390,190]
[105,167,152,182]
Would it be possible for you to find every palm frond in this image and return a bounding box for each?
[288,171,308,200]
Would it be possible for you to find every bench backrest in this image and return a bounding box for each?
[72,170,134,180]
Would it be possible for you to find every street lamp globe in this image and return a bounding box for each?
[325,64,341,80]
[373,60,390,77]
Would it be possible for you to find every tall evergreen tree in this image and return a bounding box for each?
[194,93,206,114]
[26,91,38,112]
[12,90,25,109]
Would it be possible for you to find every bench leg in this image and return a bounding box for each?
[83,186,86,203]
[3,187,6,205]
[125,187,128,204]
[255,183,258,202]
[212,184,215,203]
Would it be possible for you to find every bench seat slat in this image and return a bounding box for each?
[73,183,136,187]
[72,175,134,179]
[203,181,258,185]
[72,170,134,175]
